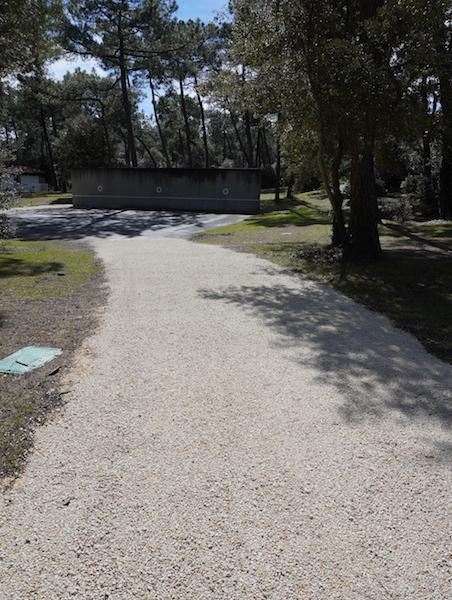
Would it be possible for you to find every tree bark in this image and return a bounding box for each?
[421,77,436,213]
[149,75,171,167]
[349,126,381,257]
[179,75,193,167]
[137,136,157,166]
[230,110,250,166]
[40,108,57,190]
[118,17,137,168]
[194,73,209,168]
[243,110,255,167]
[275,140,281,202]
[318,131,347,247]
[439,63,452,218]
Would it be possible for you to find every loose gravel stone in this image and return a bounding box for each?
[0,237,451,599]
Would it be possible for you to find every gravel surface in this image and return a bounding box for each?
[0,237,451,599]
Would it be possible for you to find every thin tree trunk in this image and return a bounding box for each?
[149,75,171,167]
[255,128,262,167]
[243,110,255,167]
[40,108,57,190]
[421,77,436,213]
[194,73,209,168]
[331,136,346,246]
[262,128,272,166]
[100,109,113,165]
[179,75,193,167]
[178,128,186,166]
[230,110,251,166]
[137,136,157,166]
[275,140,281,202]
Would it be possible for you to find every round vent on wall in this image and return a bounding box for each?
[222,187,229,196]
[97,185,103,192]
[156,186,162,194]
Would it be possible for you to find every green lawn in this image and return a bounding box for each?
[196,191,452,364]
[0,240,101,300]
[14,192,73,208]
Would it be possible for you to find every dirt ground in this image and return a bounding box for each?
[0,242,105,481]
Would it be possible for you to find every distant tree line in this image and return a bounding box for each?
[0,0,451,256]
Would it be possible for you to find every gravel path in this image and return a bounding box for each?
[0,237,451,599]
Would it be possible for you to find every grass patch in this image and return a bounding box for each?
[14,192,73,208]
[0,240,101,300]
[196,190,452,364]
[0,240,103,481]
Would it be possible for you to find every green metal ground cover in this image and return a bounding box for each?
[0,346,62,375]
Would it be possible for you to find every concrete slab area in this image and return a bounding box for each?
[9,205,248,241]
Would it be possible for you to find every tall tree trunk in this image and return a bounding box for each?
[149,75,171,167]
[178,128,186,166]
[118,19,137,168]
[262,128,272,167]
[119,61,137,167]
[275,140,281,202]
[331,136,346,246]
[179,75,193,167]
[318,129,347,247]
[194,73,209,168]
[349,125,381,257]
[243,110,255,167]
[137,136,157,166]
[421,77,436,213]
[439,64,452,218]
[100,106,113,165]
[230,110,251,166]
[255,128,262,167]
[40,108,57,190]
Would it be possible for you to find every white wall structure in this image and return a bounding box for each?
[18,174,48,194]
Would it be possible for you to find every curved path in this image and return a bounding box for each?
[0,236,451,598]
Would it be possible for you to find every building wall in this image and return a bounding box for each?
[19,175,48,194]
[72,168,261,214]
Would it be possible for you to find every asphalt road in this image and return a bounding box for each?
[10,205,248,241]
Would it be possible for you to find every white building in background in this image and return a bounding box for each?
[16,168,49,194]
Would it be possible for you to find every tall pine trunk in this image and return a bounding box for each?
[179,76,193,167]
[40,108,57,190]
[439,71,452,218]
[349,126,381,257]
[194,74,209,168]
[149,75,171,167]
[118,18,137,168]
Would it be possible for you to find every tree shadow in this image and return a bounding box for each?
[199,276,452,427]
[0,257,63,278]
[12,208,210,241]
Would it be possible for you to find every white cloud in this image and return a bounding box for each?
[48,55,108,80]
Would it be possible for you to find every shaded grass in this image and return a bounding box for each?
[0,240,101,300]
[14,192,73,208]
[196,191,452,364]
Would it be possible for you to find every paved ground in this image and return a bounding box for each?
[0,213,451,598]
[10,205,247,240]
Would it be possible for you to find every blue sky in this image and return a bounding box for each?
[176,0,226,22]
[49,0,227,81]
